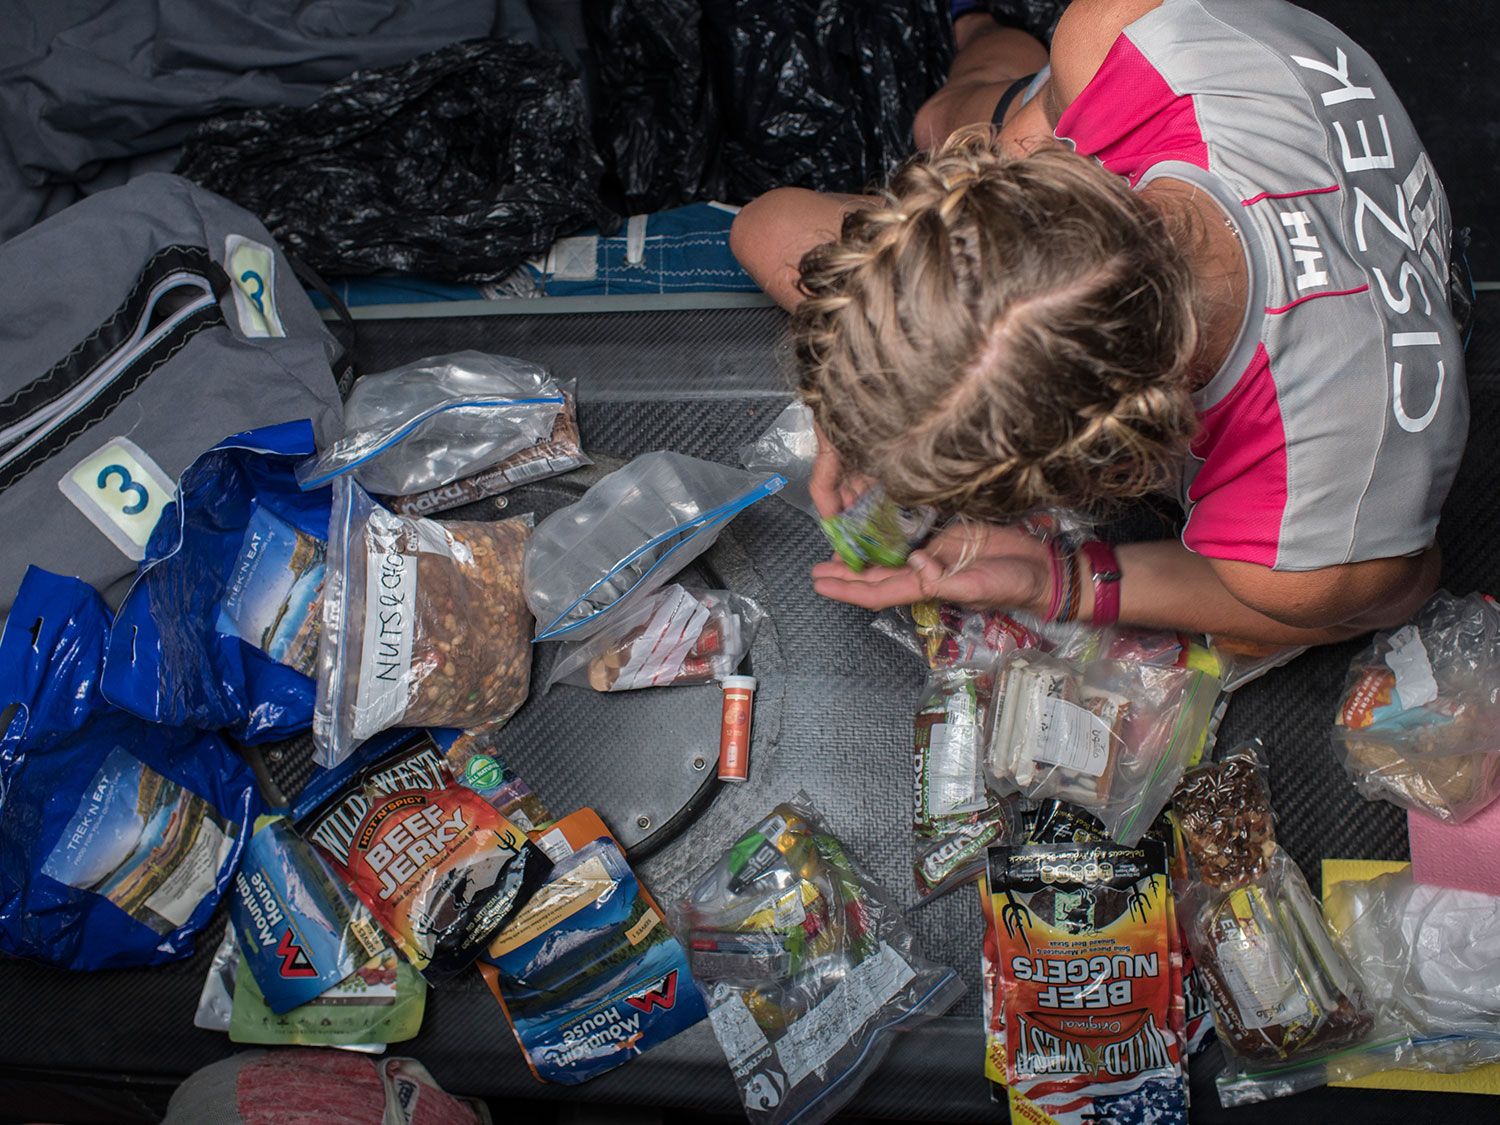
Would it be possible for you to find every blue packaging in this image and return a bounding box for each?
[103,421,331,742]
[0,567,259,969]
[478,809,706,1084]
[231,816,388,1014]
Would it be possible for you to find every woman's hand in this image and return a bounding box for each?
[808,423,872,519]
[811,520,1054,613]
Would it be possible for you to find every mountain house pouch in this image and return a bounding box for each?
[302,738,552,980]
[0,567,258,969]
[103,421,331,743]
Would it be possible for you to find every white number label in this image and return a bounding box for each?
[224,234,285,338]
[58,437,176,560]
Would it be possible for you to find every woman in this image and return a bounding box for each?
[730,0,1467,646]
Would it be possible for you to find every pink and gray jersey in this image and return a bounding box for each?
[1055,0,1467,571]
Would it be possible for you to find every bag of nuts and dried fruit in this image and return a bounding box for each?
[312,477,533,767]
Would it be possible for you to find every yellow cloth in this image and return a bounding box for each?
[1321,858,1500,1096]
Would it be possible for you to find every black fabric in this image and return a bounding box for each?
[991,72,1038,126]
[177,40,616,283]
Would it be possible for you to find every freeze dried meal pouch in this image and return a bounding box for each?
[988,840,1186,1125]
[0,568,258,969]
[524,451,784,642]
[385,386,588,518]
[676,796,963,1125]
[479,809,706,1084]
[820,486,936,572]
[313,477,533,767]
[302,739,551,979]
[231,945,427,1048]
[231,816,387,1014]
[104,421,331,742]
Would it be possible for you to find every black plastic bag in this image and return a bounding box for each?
[700,0,953,202]
[178,40,616,282]
[584,0,721,213]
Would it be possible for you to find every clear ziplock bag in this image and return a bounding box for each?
[524,451,784,642]
[675,796,962,1125]
[738,400,819,518]
[874,600,1045,672]
[544,584,764,692]
[1326,867,1500,1073]
[985,650,1220,844]
[313,478,533,767]
[1332,590,1500,824]
[296,351,564,496]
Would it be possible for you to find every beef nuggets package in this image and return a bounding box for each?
[0,568,258,969]
[301,739,551,980]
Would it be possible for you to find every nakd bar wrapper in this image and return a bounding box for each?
[988,841,1185,1125]
[304,740,551,980]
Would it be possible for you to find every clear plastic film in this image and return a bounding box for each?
[1332,590,1500,824]
[297,351,563,495]
[544,585,764,692]
[313,477,533,767]
[1326,867,1500,1073]
[985,650,1220,844]
[1172,743,1401,1105]
[874,600,1045,672]
[524,451,784,642]
[675,796,963,1125]
[820,486,937,572]
[1207,635,1308,692]
[738,400,819,519]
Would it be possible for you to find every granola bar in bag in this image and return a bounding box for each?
[313,478,533,767]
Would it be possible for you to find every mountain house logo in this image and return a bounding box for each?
[276,929,318,978]
[624,969,679,1014]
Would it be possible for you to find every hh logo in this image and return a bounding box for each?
[1279,210,1329,291]
[276,930,318,978]
[623,970,679,1014]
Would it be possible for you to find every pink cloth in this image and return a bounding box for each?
[1409,799,1500,897]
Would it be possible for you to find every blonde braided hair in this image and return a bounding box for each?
[793,128,1201,523]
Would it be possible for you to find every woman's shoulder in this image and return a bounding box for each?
[1048,0,1164,114]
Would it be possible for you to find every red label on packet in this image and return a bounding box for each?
[1340,667,1396,729]
[305,743,551,980]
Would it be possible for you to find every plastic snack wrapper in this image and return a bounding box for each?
[0,568,258,970]
[385,385,588,518]
[1172,743,1400,1104]
[301,738,552,980]
[676,796,963,1125]
[432,728,555,830]
[875,600,1045,672]
[524,451,784,642]
[1332,590,1500,824]
[1208,635,1307,692]
[820,485,937,572]
[985,650,1220,845]
[544,585,764,693]
[1326,867,1500,1072]
[913,799,1024,903]
[913,668,991,834]
[987,839,1188,1125]
[104,421,330,743]
[231,816,388,1014]
[313,477,533,767]
[738,400,820,518]
[296,351,564,496]
[478,809,706,1084]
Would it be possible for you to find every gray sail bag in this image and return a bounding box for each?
[0,173,344,621]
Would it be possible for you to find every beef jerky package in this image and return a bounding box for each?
[302,739,551,980]
[0,568,258,970]
[230,816,387,1014]
[675,796,962,1125]
[386,385,589,519]
[1172,743,1406,1104]
[478,809,706,1084]
[987,840,1187,1124]
[313,477,533,767]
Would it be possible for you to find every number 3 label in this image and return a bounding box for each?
[59,438,177,561]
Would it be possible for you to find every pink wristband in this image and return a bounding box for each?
[1043,539,1066,622]
[1080,540,1122,627]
